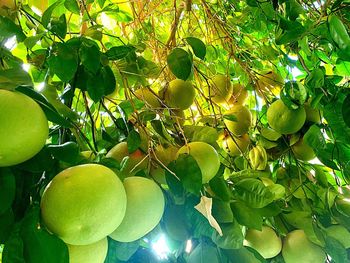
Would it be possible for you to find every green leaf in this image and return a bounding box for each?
[79,40,101,74]
[172,154,202,195]
[105,238,139,262]
[212,221,244,250]
[305,68,325,90]
[48,142,80,163]
[233,178,274,208]
[127,130,141,153]
[222,247,265,263]
[64,0,80,14]
[167,48,193,80]
[118,99,144,119]
[183,125,219,145]
[165,162,185,199]
[209,175,232,202]
[342,94,350,128]
[49,14,67,39]
[275,17,305,45]
[286,0,304,21]
[325,237,348,263]
[105,45,136,60]
[212,200,234,223]
[87,65,116,102]
[0,68,33,90]
[329,15,350,50]
[0,208,14,243]
[185,37,206,60]
[15,86,72,128]
[42,1,63,27]
[2,225,25,263]
[0,16,26,42]
[280,81,307,109]
[223,114,238,122]
[47,42,78,82]
[231,201,263,230]
[0,168,16,215]
[20,207,69,263]
[188,242,220,263]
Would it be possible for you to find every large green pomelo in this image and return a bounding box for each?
[291,138,315,161]
[40,164,127,245]
[267,99,306,134]
[325,225,350,248]
[282,229,326,263]
[164,79,195,110]
[109,177,165,242]
[207,75,233,104]
[224,105,252,136]
[177,142,220,183]
[68,238,108,263]
[0,90,48,167]
[222,134,250,156]
[243,226,282,259]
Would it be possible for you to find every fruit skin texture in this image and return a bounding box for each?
[40,164,127,245]
[292,138,316,161]
[325,225,350,248]
[207,75,233,104]
[267,99,306,135]
[304,104,321,123]
[68,238,108,263]
[109,177,165,242]
[0,90,49,167]
[177,142,220,183]
[249,146,268,170]
[134,88,161,108]
[224,105,252,136]
[106,142,148,176]
[282,229,326,263]
[222,134,250,156]
[243,226,282,259]
[164,79,196,110]
[228,83,248,105]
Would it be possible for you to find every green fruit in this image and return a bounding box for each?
[164,79,196,110]
[68,238,108,263]
[267,99,306,134]
[153,144,179,165]
[292,138,316,161]
[249,146,268,170]
[0,90,49,167]
[222,134,250,156]
[40,164,127,245]
[244,226,282,259]
[325,225,350,248]
[304,104,321,123]
[135,88,161,108]
[282,229,326,263]
[177,142,220,183]
[207,75,233,104]
[80,150,95,161]
[228,83,248,105]
[110,177,165,242]
[106,142,148,176]
[224,105,252,136]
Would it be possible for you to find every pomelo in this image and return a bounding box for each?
[224,105,252,136]
[109,177,165,242]
[68,238,108,263]
[164,79,195,110]
[177,142,220,183]
[228,83,248,105]
[40,164,127,245]
[0,90,48,167]
[134,88,161,108]
[292,138,316,161]
[207,75,233,104]
[267,99,306,134]
[222,134,250,156]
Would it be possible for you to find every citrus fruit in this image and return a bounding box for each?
[68,238,108,263]
[0,90,48,167]
[177,142,220,183]
[292,138,316,161]
[267,99,306,134]
[40,164,127,245]
[207,75,233,104]
[164,79,196,110]
[304,104,321,123]
[282,229,326,263]
[109,177,165,242]
[244,226,282,259]
[222,134,250,156]
[228,83,248,105]
[224,105,252,136]
[134,87,161,108]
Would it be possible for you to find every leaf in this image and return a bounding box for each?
[167,48,193,80]
[15,86,72,128]
[87,65,116,102]
[342,94,350,128]
[222,247,265,263]
[0,68,33,90]
[127,130,141,153]
[195,196,223,236]
[0,168,16,215]
[231,201,263,230]
[329,15,350,50]
[233,178,274,208]
[48,142,80,163]
[325,237,348,263]
[185,37,206,60]
[105,45,136,60]
[0,208,14,243]
[305,68,325,90]
[280,81,307,109]
[188,242,220,263]
[275,17,305,45]
[165,162,185,199]
[105,238,139,262]
[47,42,78,82]
[211,221,244,249]
[183,125,219,145]
[209,175,232,202]
[2,225,25,263]
[42,1,63,27]
[79,39,101,74]
[64,0,80,14]
[20,207,69,263]
[49,14,67,39]
[223,114,238,122]
[260,127,281,141]
[0,16,26,42]
[173,154,202,195]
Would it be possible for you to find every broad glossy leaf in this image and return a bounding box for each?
[0,16,26,42]
[64,0,80,14]
[231,201,263,230]
[188,242,220,263]
[48,142,80,163]
[105,45,136,60]
[0,208,14,243]
[0,168,16,215]
[212,221,244,250]
[0,68,32,90]
[79,39,101,74]
[167,48,193,80]
[185,37,206,60]
[127,129,141,153]
[342,94,350,128]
